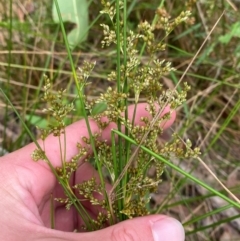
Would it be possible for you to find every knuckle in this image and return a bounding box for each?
[111,225,138,241]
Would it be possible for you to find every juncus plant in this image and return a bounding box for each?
[32,0,200,231]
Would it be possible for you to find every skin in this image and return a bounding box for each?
[0,104,185,241]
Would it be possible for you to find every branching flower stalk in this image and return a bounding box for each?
[32,0,200,231]
[32,77,99,230]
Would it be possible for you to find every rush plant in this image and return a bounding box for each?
[31,0,200,231]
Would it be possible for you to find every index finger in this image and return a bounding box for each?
[0,103,175,204]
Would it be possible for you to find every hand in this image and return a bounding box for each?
[0,104,184,241]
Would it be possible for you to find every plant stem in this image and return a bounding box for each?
[112,129,240,210]
[115,0,124,220]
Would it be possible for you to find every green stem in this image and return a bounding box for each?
[112,129,240,210]
[53,0,104,229]
[52,0,97,165]
[204,98,240,155]
[121,0,129,221]
[115,0,124,220]
[50,194,55,229]
[186,213,240,235]
[183,204,232,226]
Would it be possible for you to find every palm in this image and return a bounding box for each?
[1,122,104,232]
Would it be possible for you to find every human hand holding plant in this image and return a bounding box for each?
[0,104,185,241]
[0,2,198,239]
[8,1,196,234]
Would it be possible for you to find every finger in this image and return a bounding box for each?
[5,103,175,168]
[101,104,175,141]
[1,104,175,211]
[36,103,175,168]
[36,215,185,241]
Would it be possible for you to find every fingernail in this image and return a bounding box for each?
[150,217,185,241]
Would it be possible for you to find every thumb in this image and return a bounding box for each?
[90,215,185,241]
[42,215,185,241]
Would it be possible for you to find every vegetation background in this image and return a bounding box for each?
[0,0,240,240]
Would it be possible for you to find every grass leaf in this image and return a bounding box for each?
[52,0,89,48]
[219,22,240,44]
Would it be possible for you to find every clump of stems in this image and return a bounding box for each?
[32,0,200,231]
